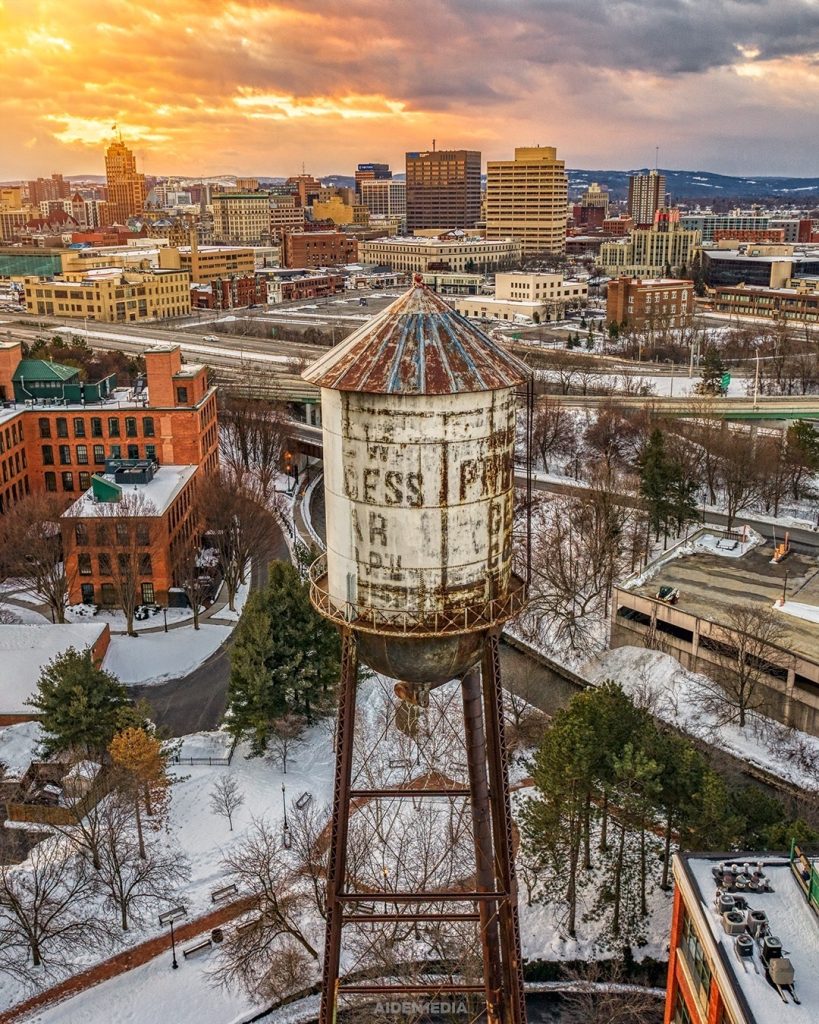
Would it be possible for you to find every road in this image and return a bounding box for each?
[130,514,289,736]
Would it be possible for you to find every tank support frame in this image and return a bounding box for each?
[319,630,527,1024]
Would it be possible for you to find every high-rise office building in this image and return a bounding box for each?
[104,141,146,223]
[355,162,392,196]
[485,146,568,254]
[212,192,271,243]
[628,169,667,227]
[405,149,481,231]
[359,179,406,220]
[26,174,69,206]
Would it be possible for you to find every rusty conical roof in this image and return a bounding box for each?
[301,277,530,395]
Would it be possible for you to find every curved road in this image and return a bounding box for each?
[131,516,290,736]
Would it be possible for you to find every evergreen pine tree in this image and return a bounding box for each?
[698,346,726,395]
[225,562,340,754]
[639,429,674,540]
[26,648,129,756]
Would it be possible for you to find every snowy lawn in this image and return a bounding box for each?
[28,944,261,1024]
[67,603,196,633]
[584,645,819,792]
[0,603,50,624]
[103,624,233,685]
[211,568,251,623]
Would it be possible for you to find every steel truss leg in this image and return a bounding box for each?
[319,629,358,1024]
[482,632,528,1024]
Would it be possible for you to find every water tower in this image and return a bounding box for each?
[303,276,532,1023]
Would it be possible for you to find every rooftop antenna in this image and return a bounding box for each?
[432,138,436,152]
[655,145,659,171]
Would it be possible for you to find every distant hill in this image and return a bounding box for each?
[567,169,819,201]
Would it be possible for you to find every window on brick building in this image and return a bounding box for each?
[78,553,92,576]
[98,553,111,575]
[61,472,74,491]
[44,471,56,492]
[146,444,157,462]
[39,418,51,439]
[141,582,155,604]
[76,445,88,465]
[101,583,115,605]
[143,417,155,437]
[108,418,120,437]
[79,472,90,490]
[139,553,152,575]
[127,444,139,460]
[73,418,85,438]
[75,523,88,545]
[125,417,137,437]
[93,445,105,464]
[176,387,188,403]
[59,445,71,465]
[110,444,121,459]
[56,418,68,438]
[81,583,95,605]
[115,522,128,544]
[41,445,54,465]
[91,417,103,437]
[136,523,150,546]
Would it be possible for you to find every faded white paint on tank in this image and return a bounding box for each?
[322,385,517,621]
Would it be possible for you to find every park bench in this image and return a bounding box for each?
[388,758,411,770]
[210,882,239,903]
[182,938,212,959]
[236,916,260,934]
[295,791,312,810]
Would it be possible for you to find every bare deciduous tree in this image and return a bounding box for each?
[209,775,245,831]
[211,818,318,1000]
[562,961,664,1024]
[0,840,106,975]
[532,398,575,472]
[697,602,793,728]
[93,492,160,635]
[0,493,74,623]
[219,395,289,501]
[200,472,270,611]
[266,713,306,775]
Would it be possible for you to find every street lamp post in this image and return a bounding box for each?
[158,906,187,969]
[281,782,288,831]
[163,607,168,633]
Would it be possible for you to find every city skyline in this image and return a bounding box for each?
[2,0,819,179]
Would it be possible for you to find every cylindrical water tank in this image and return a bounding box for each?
[304,278,530,682]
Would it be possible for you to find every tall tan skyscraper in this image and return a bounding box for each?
[485,146,568,254]
[628,169,667,227]
[105,140,146,223]
[405,149,481,231]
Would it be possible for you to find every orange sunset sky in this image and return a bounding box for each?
[2,0,819,180]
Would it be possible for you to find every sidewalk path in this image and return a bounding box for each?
[0,896,254,1024]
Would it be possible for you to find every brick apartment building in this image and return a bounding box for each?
[607,276,694,330]
[191,274,268,310]
[0,341,218,607]
[283,230,358,268]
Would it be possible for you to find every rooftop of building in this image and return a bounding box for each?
[0,622,109,714]
[628,537,819,663]
[64,463,197,518]
[614,277,693,286]
[360,234,514,247]
[677,851,819,1024]
[13,358,78,382]
[302,276,530,395]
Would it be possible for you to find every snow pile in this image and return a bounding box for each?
[67,604,195,633]
[775,600,819,625]
[103,625,232,685]
[0,721,44,777]
[583,646,819,792]
[692,527,761,559]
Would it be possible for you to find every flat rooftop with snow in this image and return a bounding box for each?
[670,849,819,1024]
[612,528,819,734]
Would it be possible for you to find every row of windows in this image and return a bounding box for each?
[39,416,155,440]
[2,448,26,481]
[78,552,153,576]
[74,521,151,546]
[0,420,23,453]
[42,443,157,466]
[44,470,90,492]
[0,474,30,513]
[80,581,155,606]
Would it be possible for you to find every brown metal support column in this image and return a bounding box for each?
[319,629,358,1024]
[482,633,528,1024]
[461,662,504,1023]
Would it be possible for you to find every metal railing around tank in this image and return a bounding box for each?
[308,553,527,637]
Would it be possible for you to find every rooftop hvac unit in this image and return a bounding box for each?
[762,935,783,964]
[769,957,795,987]
[717,893,736,915]
[735,934,754,959]
[722,910,747,936]
[747,910,768,938]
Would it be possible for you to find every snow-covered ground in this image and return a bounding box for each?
[777,600,819,625]
[0,603,50,625]
[211,568,251,623]
[584,646,819,792]
[103,624,233,685]
[28,945,261,1024]
[67,603,196,632]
